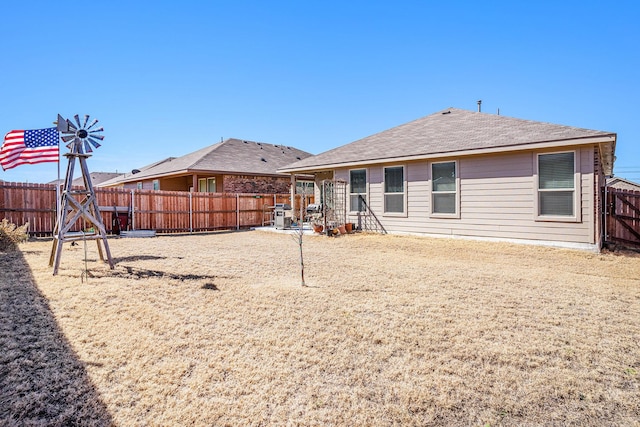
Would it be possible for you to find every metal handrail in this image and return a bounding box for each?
[357,195,387,234]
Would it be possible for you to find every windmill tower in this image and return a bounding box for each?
[49,114,114,275]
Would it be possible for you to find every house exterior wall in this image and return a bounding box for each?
[117,174,292,194]
[337,146,598,248]
[161,175,192,191]
[221,175,291,194]
[122,181,153,190]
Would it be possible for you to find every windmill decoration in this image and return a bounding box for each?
[59,114,105,154]
[49,114,114,275]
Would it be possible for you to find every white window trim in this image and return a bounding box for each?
[429,160,460,219]
[383,164,407,217]
[534,150,581,222]
[348,168,368,213]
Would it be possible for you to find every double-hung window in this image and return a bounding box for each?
[537,152,576,218]
[431,161,457,215]
[350,169,367,212]
[384,166,405,214]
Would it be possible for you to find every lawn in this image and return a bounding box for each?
[1,230,639,426]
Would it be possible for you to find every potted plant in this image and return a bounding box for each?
[310,213,324,233]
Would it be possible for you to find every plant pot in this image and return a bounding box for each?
[313,224,324,233]
[345,223,353,233]
[338,225,347,235]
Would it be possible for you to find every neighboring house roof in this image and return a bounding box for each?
[76,172,122,186]
[607,177,640,191]
[49,172,122,187]
[98,138,313,186]
[279,108,616,175]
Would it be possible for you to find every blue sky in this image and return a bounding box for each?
[2,1,639,183]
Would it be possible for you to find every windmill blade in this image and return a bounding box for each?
[88,137,102,149]
[56,114,70,132]
[58,114,104,152]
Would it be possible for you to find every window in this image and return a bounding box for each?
[296,181,314,195]
[538,152,575,217]
[198,178,216,193]
[136,182,142,190]
[152,180,160,191]
[432,161,457,215]
[384,166,405,213]
[350,169,367,212]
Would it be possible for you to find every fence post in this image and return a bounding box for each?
[236,194,240,230]
[189,191,193,234]
[130,189,135,230]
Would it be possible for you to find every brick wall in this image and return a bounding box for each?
[222,175,291,194]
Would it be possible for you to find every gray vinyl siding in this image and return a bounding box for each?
[340,146,596,246]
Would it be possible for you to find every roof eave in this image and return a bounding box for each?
[598,138,616,177]
[279,135,617,174]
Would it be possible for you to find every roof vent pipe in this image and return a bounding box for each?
[477,100,482,112]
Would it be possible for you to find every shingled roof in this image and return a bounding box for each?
[280,108,616,173]
[99,138,313,186]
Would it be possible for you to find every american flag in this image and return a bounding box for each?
[0,128,59,171]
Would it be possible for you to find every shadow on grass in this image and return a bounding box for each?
[113,254,166,263]
[0,250,113,426]
[105,265,234,283]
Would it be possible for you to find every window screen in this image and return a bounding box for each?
[538,152,575,216]
[432,161,456,214]
[350,169,366,212]
[384,166,404,213]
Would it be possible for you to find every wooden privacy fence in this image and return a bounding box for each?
[0,182,312,236]
[606,187,640,248]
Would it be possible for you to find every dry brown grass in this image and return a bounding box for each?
[1,230,639,426]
